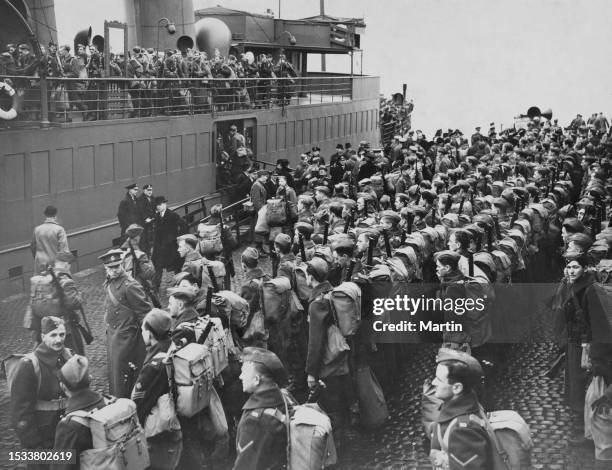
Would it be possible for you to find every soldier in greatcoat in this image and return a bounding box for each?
[100,249,152,398]
[10,317,72,468]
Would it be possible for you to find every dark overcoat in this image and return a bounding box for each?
[152,209,186,272]
[104,272,151,398]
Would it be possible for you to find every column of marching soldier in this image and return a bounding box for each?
[8,114,612,469]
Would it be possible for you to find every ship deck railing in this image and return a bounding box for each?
[0,75,354,128]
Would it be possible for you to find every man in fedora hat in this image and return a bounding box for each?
[151,196,187,291]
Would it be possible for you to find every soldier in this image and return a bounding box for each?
[292,221,316,262]
[117,183,141,239]
[328,201,347,235]
[233,347,290,470]
[256,54,275,108]
[48,251,88,355]
[274,53,297,106]
[199,204,238,288]
[176,233,203,284]
[121,223,159,307]
[30,205,70,273]
[167,285,199,327]
[131,309,183,470]
[305,257,353,438]
[239,247,270,348]
[250,170,269,255]
[52,355,105,470]
[429,348,491,470]
[101,249,152,398]
[11,316,72,468]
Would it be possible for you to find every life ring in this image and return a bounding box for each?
[0,81,18,120]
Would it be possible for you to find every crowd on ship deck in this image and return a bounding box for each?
[8,108,612,470]
[0,39,298,123]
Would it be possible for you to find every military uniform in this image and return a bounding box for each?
[51,389,105,470]
[104,271,151,398]
[11,343,72,468]
[117,193,141,236]
[132,338,183,470]
[430,391,491,470]
[233,385,288,470]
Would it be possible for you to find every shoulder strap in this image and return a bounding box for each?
[324,293,340,327]
[477,407,509,463]
[25,353,41,396]
[106,285,121,307]
[280,391,292,469]
[65,410,91,428]
[440,417,459,452]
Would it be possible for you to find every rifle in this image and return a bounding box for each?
[219,209,236,278]
[468,252,474,277]
[380,168,389,195]
[510,201,519,226]
[272,250,279,278]
[544,351,566,379]
[367,237,375,266]
[444,195,452,215]
[470,192,475,216]
[299,234,307,262]
[129,242,161,308]
[382,229,392,258]
[345,259,356,281]
[204,288,213,317]
[207,264,219,293]
[48,266,94,345]
[458,197,465,215]
[307,379,327,403]
[323,222,329,245]
[486,225,493,252]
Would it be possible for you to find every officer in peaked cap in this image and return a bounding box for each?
[100,247,151,398]
[234,347,289,470]
[117,183,141,238]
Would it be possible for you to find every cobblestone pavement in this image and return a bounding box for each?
[0,251,603,469]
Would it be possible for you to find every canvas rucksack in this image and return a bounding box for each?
[199,224,224,256]
[266,198,287,226]
[261,277,292,321]
[66,397,150,470]
[276,391,337,470]
[439,408,533,470]
[212,290,250,330]
[30,273,61,318]
[2,349,73,407]
[326,282,361,337]
[293,264,312,303]
[194,316,229,377]
[169,342,214,417]
[201,260,226,291]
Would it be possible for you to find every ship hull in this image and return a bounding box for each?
[0,76,379,296]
